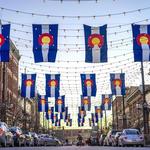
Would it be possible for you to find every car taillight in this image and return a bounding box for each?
[0,128,4,136]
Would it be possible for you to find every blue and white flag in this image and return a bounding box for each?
[110,73,126,95]
[38,95,48,112]
[66,119,72,126]
[81,96,91,111]
[21,74,36,98]
[84,24,107,63]
[45,74,60,97]
[78,115,84,127]
[95,106,103,119]
[55,95,65,113]
[101,94,112,110]
[78,107,86,119]
[46,107,54,120]
[91,113,98,124]
[32,24,58,62]
[60,107,68,121]
[81,74,97,96]
[55,119,61,127]
[132,24,150,62]
[52,114,58,124]
[0,24,10,62]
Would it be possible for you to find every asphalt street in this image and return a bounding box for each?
[0,146,150,150]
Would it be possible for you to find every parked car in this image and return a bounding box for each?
[0,122,14,147]
[38,134,62,146]
[105,130,120,146]
[9,126,26,146]
[30,132,40,146]
[89,136,99,146]
[99,134,107,146]
[118,129,144,147]
[24,131,34,146]
[112,132,122,146]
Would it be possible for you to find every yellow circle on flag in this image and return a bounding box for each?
[91,37,100,46]
[139,36,149,44]
[50,80,56,86]
[83,99,89,104]
[42,36,51,45]
[26,81,32,86]
[86,81,92,86]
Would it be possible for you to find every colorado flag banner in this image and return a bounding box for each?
[52,114,58,124]
[110,73,126,95]
[132,24,150,62]
[0,24,10,62]
[55,119,61,127]
[60,107,68,121]
[32,24,58,62]
[55,95,65,112]
[78,115,84,127]
[21,74,36,98]
[95,106,103,119]
[66,119,72,126]
[101,94,112,110]
[81,96,91,111]
[38,95,48,112]
[91,113,98,124]
[84,24,107,63]
[81,74,97,96]
[45,74,60,97]
[46,107,54,120]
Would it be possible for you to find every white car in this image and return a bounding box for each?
[0,122,14,147]
[118,129,144,147]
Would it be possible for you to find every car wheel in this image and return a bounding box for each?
[44,142,47,146]
[11,140,14,147]
[2,139,7,147]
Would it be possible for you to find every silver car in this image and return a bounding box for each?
[118,129,144,147]
[0,122,14,147]
[38,134,62,146]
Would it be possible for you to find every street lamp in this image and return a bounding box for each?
[140,61,149,142]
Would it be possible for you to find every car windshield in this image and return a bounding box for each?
[125,130,140,135]
[112,131,118,135]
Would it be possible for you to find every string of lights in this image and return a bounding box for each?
[0,6,149,19]
[2,18,150,30]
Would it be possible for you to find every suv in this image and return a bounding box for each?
[105,130,120,146]
[0,122,14,147]
[9,126,26,146]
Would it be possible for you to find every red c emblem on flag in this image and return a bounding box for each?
[88,34,104,48]
[83,98,89,104]
[57,99,63,105]
[40,99,46,104]
[136,33,150,45]
[48,110,52,114]
[38,33,54,46]
[96,109,101,113]
[24,79,34,87]
[85,79,93,87]
[103,98,110,104]
[48,80,58,87]
[113,79,122,87]
[0,34,5,46]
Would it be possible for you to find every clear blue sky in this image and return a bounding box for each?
[1,0,150,128]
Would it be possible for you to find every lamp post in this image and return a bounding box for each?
[140,61,149,135]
